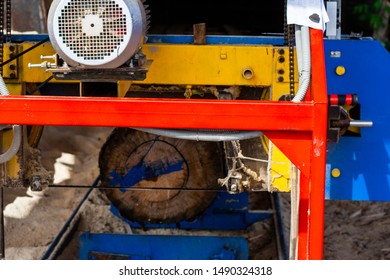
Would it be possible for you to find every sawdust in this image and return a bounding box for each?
[3,126,390,260]
[3,126,118,260]
[278,193,390,260]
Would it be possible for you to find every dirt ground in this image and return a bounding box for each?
[3,126,390,260]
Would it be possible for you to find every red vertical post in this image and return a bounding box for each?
[297,28,328,260]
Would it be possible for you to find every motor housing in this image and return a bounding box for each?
[47,0,146,68]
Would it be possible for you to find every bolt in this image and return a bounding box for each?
[278,68,285,75]
[278,76,284,82]
[9,46,15,52]
[331,168,341,178]
[278,56,285,63]
[9,64,16,70]
[9,73,16,79]
[335,66,346,76]
[278,48,285,55]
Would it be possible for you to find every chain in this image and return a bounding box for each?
[5,0,10,43]
[284,0,295,98]
[283,0,288,46]
[288,25,295,97]
[0,0,4,74]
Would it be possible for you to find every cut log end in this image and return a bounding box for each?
[99,128,225,224]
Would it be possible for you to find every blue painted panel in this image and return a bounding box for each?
[325,39,390,201]
[8,33,285,46]
[111,191,272,230]
[79,232,248,260]
[147,34,285,45]
[8,34,49,42]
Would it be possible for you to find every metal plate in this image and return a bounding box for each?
[79,232,248,260]
[325,39,390,201]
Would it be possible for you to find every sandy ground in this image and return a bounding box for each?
[3,126,126,260]
[3,126,390,260]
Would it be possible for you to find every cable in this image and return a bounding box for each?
[26,75,54,95]
[0,37,50,67]
[41,177,100,260]
[135,128,263,142]
[0,74,22,164]
[48,184,225,192]
[292,26,311,102]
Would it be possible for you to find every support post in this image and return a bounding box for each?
[0,186,4,260]
[297,28,328,260]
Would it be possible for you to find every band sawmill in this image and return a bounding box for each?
[0,0,388,260]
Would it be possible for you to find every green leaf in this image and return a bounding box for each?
[353,6,363,13]
[373,0,382,11]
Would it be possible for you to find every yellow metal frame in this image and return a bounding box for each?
[3,40,297,191]
[139,44,273,86]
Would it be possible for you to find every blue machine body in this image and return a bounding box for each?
[111,191,273,231]
[79,232,248,260]
[324,39,390,201]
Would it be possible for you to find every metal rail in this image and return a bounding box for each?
[41,177,100,260]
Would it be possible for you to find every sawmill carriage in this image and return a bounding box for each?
[0,0,388,260]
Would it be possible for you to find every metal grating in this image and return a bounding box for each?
[58,0,127,61]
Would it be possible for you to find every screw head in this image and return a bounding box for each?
[331,168,341,178]
[335,66,346,76]
[278,56,285,63]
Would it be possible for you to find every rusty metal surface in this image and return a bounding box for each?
[193,23,206,45]
[11,0,47,33]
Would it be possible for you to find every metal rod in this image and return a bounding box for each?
[26,76,54,95]
[349,120,373,128]
[48,184,226,192]
[41,177,100,260]
[0,37,49,67]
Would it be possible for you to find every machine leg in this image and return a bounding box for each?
[297,28,328,260]
[0,186,4,260]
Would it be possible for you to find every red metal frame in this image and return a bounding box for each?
[0,29,328,259]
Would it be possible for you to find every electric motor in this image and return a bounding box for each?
[47,0,147,69]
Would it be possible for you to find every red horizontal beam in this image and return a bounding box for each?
[0,96,318,131]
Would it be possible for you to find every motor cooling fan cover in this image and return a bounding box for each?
[48,0,146,68]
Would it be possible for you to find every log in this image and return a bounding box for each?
[99,128,225,224]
